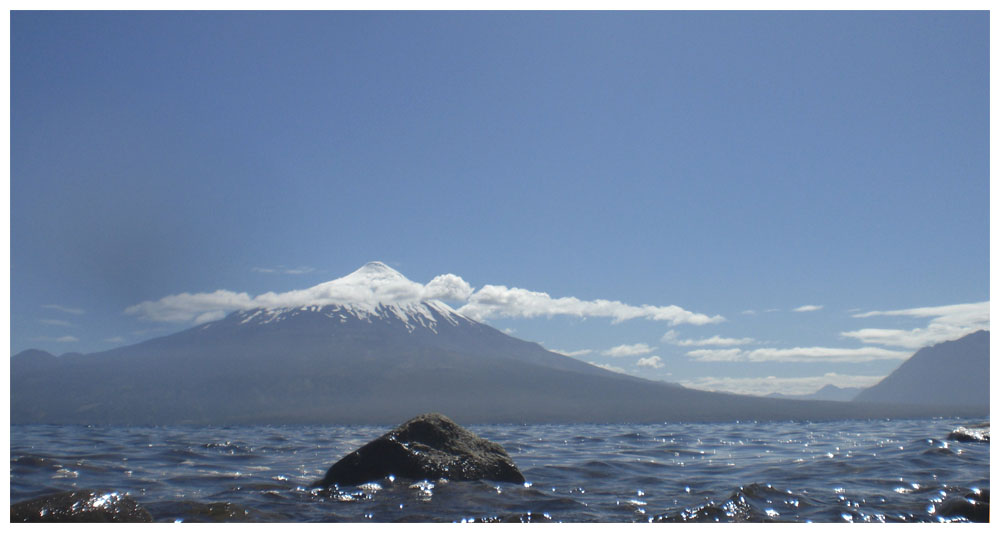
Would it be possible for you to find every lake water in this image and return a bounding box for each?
[9,416,990,522]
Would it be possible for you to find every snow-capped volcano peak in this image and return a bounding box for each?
[303,261,426,308]
[343,261,409,284]
[221,262,476,333]
[229,298,472,333]
[126,261,476,327]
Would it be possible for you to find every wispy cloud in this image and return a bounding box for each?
[678,301,988,366]
[458,285,723,326]
[193,310,227,325]
[552,348,593,357]
[127,290,256,323]
[685,348,744,362]
[636,355,664,369]
[686,346,910,363]
[843,301,989,349]
[104,336,126,344]
[42,304,84,315]
[40,319,76,327]
[30,335,79,343]
[128,263,720,328]
[593,363,628,374]
[681,373,886,396]
[662,330,755,346]
[602,343,655,357]
[126,268,471,323]
[252,266,317,275]
[793,305,823,312]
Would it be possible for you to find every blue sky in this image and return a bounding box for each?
[10,11,989,395]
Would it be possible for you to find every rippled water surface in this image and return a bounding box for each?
[10,417,989,522]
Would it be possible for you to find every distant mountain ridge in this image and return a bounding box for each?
[853,330,989,407]
[768,384,865,402]
[10,263,988,425]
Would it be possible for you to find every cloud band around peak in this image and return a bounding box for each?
[125,266,723,328]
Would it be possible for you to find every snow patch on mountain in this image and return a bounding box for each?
[229,299,472,334]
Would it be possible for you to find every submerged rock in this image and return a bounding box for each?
[316,412,525,487]
[652,483,792,522]
[10,489,152,522]
[947,423,989,442]
[937,489,989,522]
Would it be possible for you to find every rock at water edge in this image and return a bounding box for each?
[317,412,525,487]
[10,489,153,522]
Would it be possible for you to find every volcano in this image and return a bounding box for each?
[10,263,985,425]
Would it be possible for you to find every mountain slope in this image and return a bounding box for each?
[10,263,987,425]
[852,330,989,407]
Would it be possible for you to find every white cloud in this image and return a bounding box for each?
[675,301,987,366]
[457,285,724,326]
[126,290,256,323]
[743,346,910,362]
[685,348,744,361]
[636,355,664,369]
[793,305,823,312]
[30,335,79,343]
[127,263,438,323]
[681,373,886,396]
[592,363,628,374]
[602,343,655,357]
[128,262,724,329]
[194,310,228,325]
[843,301,989,349]
[424,274,474,301]
[663,330,755,346]
[104,336,126,343]
[686,346,910,363]
[741,309,757,315]
[253,266,316,275]
[552,348,593,357]
[42,304,84,315]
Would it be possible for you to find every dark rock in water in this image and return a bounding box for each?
[317,412,525,487]
[652,483,812,523]
[10,489,152,522]
[937,489,989,522]
[947,423,990,442]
